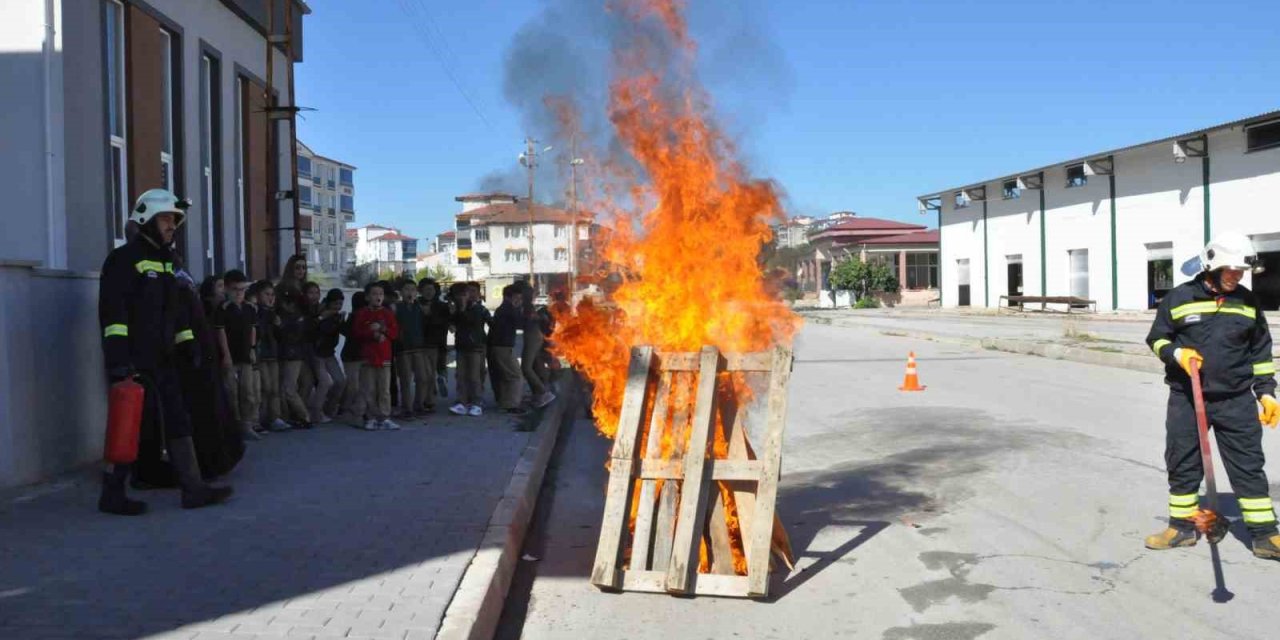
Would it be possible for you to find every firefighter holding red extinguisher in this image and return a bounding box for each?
[97,189,233,516]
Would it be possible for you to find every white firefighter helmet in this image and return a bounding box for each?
[130,189,190,227]
[1200,231,1259,273]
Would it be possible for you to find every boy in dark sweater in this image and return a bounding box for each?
[252,281,288,432]
[275,285,314,429]
[489,284,527,415]
[419,279,452,409]
[353,282,400,430]
[314,289,346,420]
[394,280,430,417]
[449,282,490,417]
[213,270,260,440]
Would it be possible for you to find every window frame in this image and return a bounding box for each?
[159,28,175,192]
[339,167,354,186]
[554,247,568,261]
[1065,164,1087,188]
[105,0,129,246]
[1245,120,1280,153]
[299,184,313,207]
[297,155,312,178]
[1002,179,1021,200]
[474,228,489,242]
[953,191,969,209]
[199,48,223,274]
[905,252,938,290]
[340,194,354,212]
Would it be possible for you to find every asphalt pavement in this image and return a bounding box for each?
[499,322,1280,640]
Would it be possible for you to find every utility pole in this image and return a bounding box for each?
[569,133,584,296]
[519,138,552,291]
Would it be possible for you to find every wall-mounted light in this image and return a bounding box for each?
[1173,135,1208,164]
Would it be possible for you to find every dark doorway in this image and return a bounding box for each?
[957,259,971,307]
[1007,263,1023,298]
[1147,258,1173,309]
[1254,252,1280,311]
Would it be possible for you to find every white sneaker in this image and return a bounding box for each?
[533,392,557,409]
[449,403,468,416]
[269,418,293,432]
[363,419,379,431]
[468,405,483,417]
[380,419,401,431]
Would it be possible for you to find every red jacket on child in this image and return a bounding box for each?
[352,305,399,367]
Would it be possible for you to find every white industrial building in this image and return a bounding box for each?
[919,111,1280,311]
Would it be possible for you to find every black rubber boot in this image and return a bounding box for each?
[98,465,147,516]
[168,437,233,509]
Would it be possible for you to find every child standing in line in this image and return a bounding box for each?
[394,280,429,418]
[450,282,489,417]
[338,291,368,427]
[275,285,314,429]
[299,281,326,426]
[253,280,289,432]
[314,289,347,420]
[488,284,528,415]
[353,282,400,431]
[419,279,452,413]
[214,270,261,441]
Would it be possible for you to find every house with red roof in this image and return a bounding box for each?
[801,214,940,307]
[352,224,418,276]
[453,193,594,292]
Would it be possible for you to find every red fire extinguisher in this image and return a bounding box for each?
[104,378,145,464]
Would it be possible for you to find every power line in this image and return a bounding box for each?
[395,0,493,130]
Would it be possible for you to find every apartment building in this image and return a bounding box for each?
[453,193,592,293]
[353,224,418,276]
[0,0,307,488]
[297,140,355,283]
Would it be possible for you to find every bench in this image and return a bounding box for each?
[999,295,1097,313]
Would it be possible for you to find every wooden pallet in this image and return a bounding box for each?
[590,344,794,598]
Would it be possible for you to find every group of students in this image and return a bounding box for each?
[201,255,558,439]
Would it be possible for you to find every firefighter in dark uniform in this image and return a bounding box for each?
[1144,231,1280,559]
[98,189,233,515]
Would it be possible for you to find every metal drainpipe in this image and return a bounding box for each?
[936,205,942,307]
[43,0,60,268]
[982,199,989,307]
[1110,173,1118,310]
[1202,154,1211,244]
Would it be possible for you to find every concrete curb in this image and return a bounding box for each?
[810,316,1166,374]
[435,376,579,640]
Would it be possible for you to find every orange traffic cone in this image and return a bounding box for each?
[899,352,926,391]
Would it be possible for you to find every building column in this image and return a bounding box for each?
[898,250,908,289]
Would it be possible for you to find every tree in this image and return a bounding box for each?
[828,257,900,302]
[415,264,453,284]
[344,263,376,288]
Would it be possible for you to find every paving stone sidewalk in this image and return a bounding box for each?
[0,405,537,640]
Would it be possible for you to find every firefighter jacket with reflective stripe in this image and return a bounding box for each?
[98,233,193,372]
[1146,274,1276,398]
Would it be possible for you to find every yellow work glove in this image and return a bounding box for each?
[1174,348,1204,376]
[1260,395,1280,429]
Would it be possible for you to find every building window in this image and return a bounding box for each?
[555,248,568,261]
[554,224,566,238]
[1246,120,1280,153]
[1069,249,1089,298]
[505,249,529,263]
[905,252,938,290]
[953,191,969,209]
[1002,179,1020,200]
[299,184,312,207]
[1065,164,1087,188]
[297,155,311,177]
[340,194,353,212]
[474,228,489,242]
[200,52,221,273]
[105,0,128,245]
[340,167,353,186]
[504,226,527,239]
[159,29,176,192]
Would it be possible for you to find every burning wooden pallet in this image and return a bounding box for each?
[591,344,794,598]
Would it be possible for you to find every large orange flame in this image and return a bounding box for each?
[550,0,800,440]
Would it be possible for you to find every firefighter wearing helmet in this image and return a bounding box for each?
[1144,231,1280,558]
[97,189,232,515]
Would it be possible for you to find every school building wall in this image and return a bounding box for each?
[938,122,1280,311]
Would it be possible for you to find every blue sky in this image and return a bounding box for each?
[296,0,1280,241]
